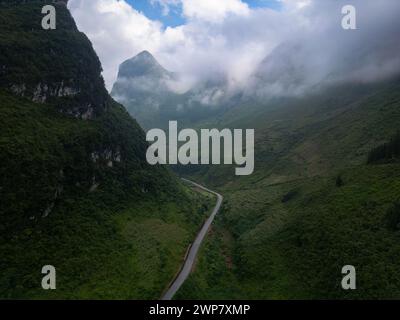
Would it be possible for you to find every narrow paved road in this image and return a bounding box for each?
[161,178,223,300]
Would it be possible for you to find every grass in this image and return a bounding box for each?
[174,204,243,300]
[3,1,400,300]
[178,163,400,299]
[0,1,216,299]
[0,183,214,299]
[176,79,400,299]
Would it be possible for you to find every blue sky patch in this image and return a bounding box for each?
[126,0,282,27]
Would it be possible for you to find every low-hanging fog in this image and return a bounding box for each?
[69,0,400,102]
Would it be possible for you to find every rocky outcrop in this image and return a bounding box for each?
[91,148,122,168]
[0,1,109,120]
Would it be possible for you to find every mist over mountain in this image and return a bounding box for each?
[109,0,400,124]
[111,51,179,111]
[117,50,172,79]
[111,51,237,129]
[112,24,400,130]
[72,0,400,106]
[245,1,400,99]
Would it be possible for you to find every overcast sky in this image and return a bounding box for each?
[68,0,400,94]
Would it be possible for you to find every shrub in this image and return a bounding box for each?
[385,202,400,231]
[281,190,298,203]
[336,175,344,187]
[368,132,400,164]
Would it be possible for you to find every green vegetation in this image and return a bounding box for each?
[3,0,400,301]
[385,202,400,231]
[368,132,400,164]
[335,174,344,188]
[0,1,214,299]
[0,178,213,299]
[177,79,400,299]
[180,164,400,299]
[0,1,110,115]
[175,205,242,300]
[229,164,400,299]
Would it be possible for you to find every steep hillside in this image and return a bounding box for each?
[176,79,400,299]
[0,1,211,299]
[188,80,400,186]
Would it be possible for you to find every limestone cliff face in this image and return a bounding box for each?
[0,1,177,225]
[0,0,108,119]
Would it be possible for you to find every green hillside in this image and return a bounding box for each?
[0,1,211,299]
[177,79,400,299]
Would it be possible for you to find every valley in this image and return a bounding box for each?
[146,121,254,175]
[111,43,400,299]
[173,80,400,299]
[162,179,223,300]
[2,0,400,301]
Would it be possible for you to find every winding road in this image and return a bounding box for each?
[161,178,223,300]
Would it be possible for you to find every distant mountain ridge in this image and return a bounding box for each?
[112,41,400,131]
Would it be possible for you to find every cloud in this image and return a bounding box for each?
[181,0,250,22]
[149,0,250,21]
[69,0,400,97]
[247,0,400,98]
[69,0,277,90]
[69,0,164,90]
[150,0,181,16]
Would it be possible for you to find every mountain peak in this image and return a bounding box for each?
[117,50,169,79]
[136,50,154,59]
[131,50,158,65]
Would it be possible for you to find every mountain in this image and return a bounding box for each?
[0,1,212,299]
[111,51,180,129]
[112,50,177,101]
[117,50,174,81]
[111,51,235,130]
[175,78,400,299]
[109,35,400,299]
[114,49,400,299]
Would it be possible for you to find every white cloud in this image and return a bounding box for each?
[149,0,250,21]
[181,0,250,22]
[68,0,278,90]
[69,0,400,96]
[69,0,164,90]
[279,0,312,10]
[150,0,181,16]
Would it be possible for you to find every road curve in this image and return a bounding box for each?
[161,178,223,300]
